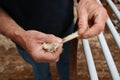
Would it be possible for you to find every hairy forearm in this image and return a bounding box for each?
[0,8,26,45]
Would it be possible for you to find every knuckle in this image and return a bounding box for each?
[78,18,84,23]
[78,21,83,27]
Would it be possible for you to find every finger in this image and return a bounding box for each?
[78,10,89,35]
[42,44,63,62]
[43,34,62,43]
[52,44,63,62]
[56,56,60,62]
[35,31,62,43]
[81,13,106,38]
[82,24,104,38]
[35,51,60,63]
[53,43,63,55]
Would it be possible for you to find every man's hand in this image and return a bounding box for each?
[77,0,108,38]
[21,30,63,63]
[0,8,63,63]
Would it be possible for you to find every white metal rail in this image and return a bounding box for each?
[98,33,120,80]
[119,0,120,3]
[80,0,120,80]
[82,39,99,80]
[106,0,120,21]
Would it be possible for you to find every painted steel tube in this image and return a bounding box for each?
[118,0,120,3]
[97,0,120,49]
[98,33,120,80]
[82,39,99,80]
[106,0,120,21]
[106,18,120,49]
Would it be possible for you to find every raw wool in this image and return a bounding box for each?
[43,31,79,53]
[43,42,60,52]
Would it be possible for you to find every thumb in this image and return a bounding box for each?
[78,11,88,35]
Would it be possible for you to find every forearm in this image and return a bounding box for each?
[0,8,26,45]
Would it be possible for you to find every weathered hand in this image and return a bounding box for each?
[77,0,108,38]
[0,8,63,62]
[21,30,63,62]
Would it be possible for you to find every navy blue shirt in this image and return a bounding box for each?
[0,0,74,37]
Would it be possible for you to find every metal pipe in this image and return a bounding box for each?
[82,0,120,79]
[118,0,120,3]
[106,0,120,21]
[97,0,120,50]
[106,18,120,49]
[82,39,99,80]
[98,33,120,80]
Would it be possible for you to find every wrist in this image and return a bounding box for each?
[12,27,26,47]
